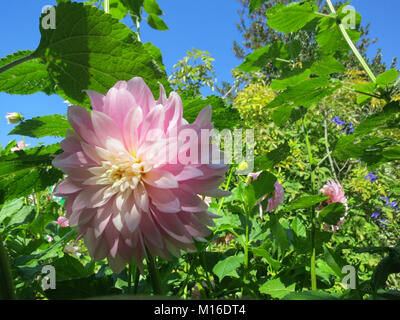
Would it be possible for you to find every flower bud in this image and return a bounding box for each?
[5,112,24,124]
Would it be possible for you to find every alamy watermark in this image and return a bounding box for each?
[341,265,356,289]
[41,265,56,290]
[41,6,56,30]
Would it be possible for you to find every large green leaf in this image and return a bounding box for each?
[353,101,400,137]
[251,248,281,271]
[33,2,169,107]
[269,215,289,254]
[254,142,291,171]
[252,171,277,203]
[322,245,346,279]
[0,50,55,95]
[376,69,399,87]
[212,253,244,281]
[0,144,63,202]
[334,135,392,167]
[371,251,400,294]
[143,0,163,15]
[8,114,71,138]
[182,95,241,130]
[259,278,295,299]
[285,194,328,211]
[270,69,311,91]
[318,202,346,225]
[266,77,340,109]
[44,274,122,299]
[316,5,361,54]
[266,2,319,33]
[310,56,345,76]
[147,13,168,30]
[383,146,400,161]
[283,290,340,300]
[105,0,129,20]
[238,41,287,73]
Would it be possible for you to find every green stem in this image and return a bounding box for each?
[326,0,376,83]
[146,251,162,296]
[216,166,235,216]
[0,54,34,76]
[0,233,16,300]
[199,252,213,297]
[302,117,317,291]
[104,0,110,13]
[243,213,250,289]
[133,268,140,294]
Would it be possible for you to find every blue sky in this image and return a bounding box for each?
[0,0,398,148]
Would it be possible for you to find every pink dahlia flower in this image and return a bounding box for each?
[52,77,229,273]
[319,180,348,232]
[10,141,29,152]
[247,171,284,217]
[55,216,70,228]
[265,181,285,213]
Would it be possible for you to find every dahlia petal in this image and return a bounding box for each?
[52,152,93,169]
[81,141,103,163]
[175,166,204,181]
[72,186,108,212]
[151,207,193,244]
[134,182,149,212]
[91,111,123,146]
[68,106,99,146]
[104,85,136,127]
[85,228,109,260]
[84,90,105,112]
[107,254,126,274]
[127,77,156,114]
[124,204,141,233]
[194,106,212,127]
[164,92,183,132]
[139,104,165,145]
[156,82,167,105]
[123,106,143,153]
[143,169,178,189]
[141,211,164,248]
[60,134,82,153]
[146,185,180,213]
[53,178,82,196]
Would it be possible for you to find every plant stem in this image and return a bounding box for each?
[0,233,16,300]
[216,166,235,216]
[104,0,110,13]
[133,268,140,294]
[326,0,376,83]
[0,54,35,76]
[302,117,317,291]
[242,213,250,295]
[146,251,162,296]
[323,108,338,180]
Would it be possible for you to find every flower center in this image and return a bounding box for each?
[101,158,147,192]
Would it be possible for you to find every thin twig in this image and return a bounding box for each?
[323,108,338,180]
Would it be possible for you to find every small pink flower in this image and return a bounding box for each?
[52,77,229,273]
[265,182,285,213]
[64,243,82,258]
[10,141,29,152]
[247,171,284,217]
[44,235,54,242]
[5,112,23,124]
[198,195,212,207]
[55,216,69,228]
[319,180,348,232]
